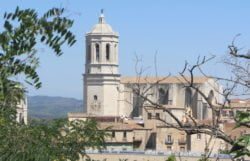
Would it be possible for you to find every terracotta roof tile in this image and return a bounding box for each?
[98,122,146,131]
[229,99,250,108]
[223,123,250,138]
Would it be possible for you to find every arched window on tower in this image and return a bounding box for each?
[106,44,110,61]
[87,45,91,62]
[159,88,169,105]
[94,95,98,101]
[185,88,192,107]
[95,44,100,62]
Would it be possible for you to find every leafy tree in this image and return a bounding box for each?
[166,154,176,161]
[0,6,76,117]
[0,7,106,161]
[0,119,106,161]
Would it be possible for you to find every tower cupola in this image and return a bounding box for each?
[85,10,119,74]
[89,10,117,35]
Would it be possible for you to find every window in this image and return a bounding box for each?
[197,133,201,139]
[123,131,127,138]
[208,90,214,104]
[95,44,100,61]
[180,147,185,152]
[202,103,208,119]
[132,93,143,117]
[159,88,169,105]
[156,113,160,119]
[106,44,110,60]
[87,45,91,62]
[221,110,227,116]
[167,146,172,151]
[148,113,152,120]
[167,135,172,142]
[94,95,98,101]
[185,88,192,107]
[229,111,234,117]
[112,131,115,138]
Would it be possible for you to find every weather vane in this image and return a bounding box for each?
[101,9,104,14]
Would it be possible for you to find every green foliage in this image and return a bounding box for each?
[0,118,107,161]
[235,111,250,127]
[0,6,76,122]
[230,111,250,158]
[0,7,76,90]
[197,157,210,161]
[166,154,176,161]
[0,7,106,161]
[230,134,250,158]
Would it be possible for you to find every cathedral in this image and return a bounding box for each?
[68,11,225,153]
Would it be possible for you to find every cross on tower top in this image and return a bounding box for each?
[99,9,105,23]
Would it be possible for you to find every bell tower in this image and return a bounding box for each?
[84,10,120,116]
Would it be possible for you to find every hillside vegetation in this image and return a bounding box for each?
[28,96,83,119]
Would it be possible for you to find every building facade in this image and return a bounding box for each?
[69,11,229,154]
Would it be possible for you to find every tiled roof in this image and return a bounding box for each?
[120,76,210,84]
[223,122,250,138]
[230,99,250,103]
[229,99,250,108]
[98,122,148,131]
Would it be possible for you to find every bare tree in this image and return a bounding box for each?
[121,39,249,159]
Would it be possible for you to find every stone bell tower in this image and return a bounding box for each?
[84,10,120,116]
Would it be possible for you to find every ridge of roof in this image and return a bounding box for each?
[98,122,149,130]
[120,76,210,84]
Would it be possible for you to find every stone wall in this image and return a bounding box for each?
[81,152,232,161]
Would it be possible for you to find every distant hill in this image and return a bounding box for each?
[28,96,83,119]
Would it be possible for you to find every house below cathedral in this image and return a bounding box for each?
[68,11,233,154]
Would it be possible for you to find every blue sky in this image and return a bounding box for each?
[1,1,250,99]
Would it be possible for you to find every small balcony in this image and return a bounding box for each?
[165,139,174,145]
